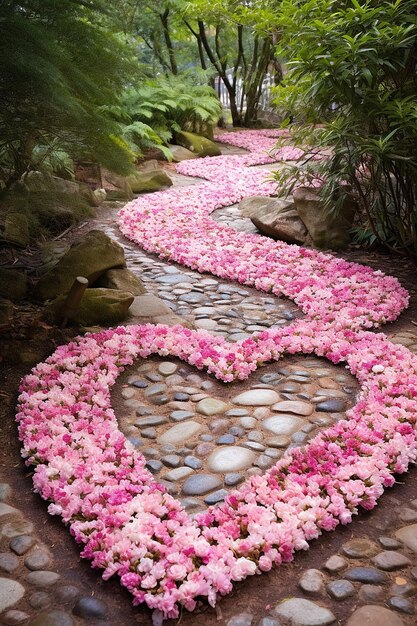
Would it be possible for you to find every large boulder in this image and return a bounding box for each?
[34,230,126,301]
[95,268,146,295]
[239,196,308,245]
[0,269,27,301]
[2,213,30,247]
[101,170,134,201]
[126,170,172,194]
[168,144,197,162]
[293,187,356,250]
[174,131,221,157]
[46,288,134,326]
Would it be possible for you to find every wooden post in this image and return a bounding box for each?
[60,276,88,328]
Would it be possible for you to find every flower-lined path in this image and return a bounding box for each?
[10,132,417,625]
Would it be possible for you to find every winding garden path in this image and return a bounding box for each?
[4,132,417,626]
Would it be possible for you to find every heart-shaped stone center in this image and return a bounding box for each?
[113,354,358,515]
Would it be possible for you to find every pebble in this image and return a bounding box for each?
[24,549,51,571]
[273,597,336,625]
[53,585,80,602]
[170,410,195,422]
[160,421,203,445]
[184,456,202,470]
[395,524,417,552]
[164,467,194,482]
[258,619,280,626]
[379,536,402,549]
[346,605,406,626]
[196,398,229,415]
[135,415,168,428]
[146,460,163,474]
[323,555,347,573]
[0,578,25,612]
[1,518,34,537]
[29,592,52,609]
[399,508,417,522]
[204,489,228,505]
[342,538,379,558]
[0,553,19,573]
[158,362,178,376]
[344,567,387,584]
[299,569,325,595]
[161,454,181,468]
[387,596,414,614]
[262,415,305,436]
[358,584,385,602]
[3,610,30,625]
[72,596,107,619]
[182,474,222,496]
[316,399,346,412]
[326,579,355,600]
[217,434,235,445]
[141,427,157,439]
[232,390,280,406]
[144,383,167,397]
[371,551,411,570]
[28,610,75,626]
[208,447,256,473]
[272,400,313,416]
[225,473,244,486]
[26,571,60,587]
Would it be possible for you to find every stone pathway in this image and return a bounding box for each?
[3,140,417,625]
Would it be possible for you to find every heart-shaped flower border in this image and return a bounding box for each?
[16,321,417,619]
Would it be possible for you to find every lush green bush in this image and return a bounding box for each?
[273,0,417,257]
[107,75,222,158]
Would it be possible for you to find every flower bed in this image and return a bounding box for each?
[17,130,415,620]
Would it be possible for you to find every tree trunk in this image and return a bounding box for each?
[160,9,178,75]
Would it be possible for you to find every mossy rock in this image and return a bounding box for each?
[127,170,172,194]
[167,144,197,162]
[174,131,221,157]
[46,288,134,326]
[3,213,30,247]
[34,230,126,301]
[95,268,146,295]
[0,268,27,301]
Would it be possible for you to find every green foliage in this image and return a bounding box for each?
[273,0,417,257]
[108,76,222,158]
[0,0,135,188]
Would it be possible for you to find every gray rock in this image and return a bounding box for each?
[345,567,387,584]
[204,489,228,505]
[170,410,195,422]
[24,549,51,571]
[0,553,19,573]
[378,536,402,549]
[358,584,385,602]
[208,446,256,473]
[26,570,60,587]
[144,383,167,398]
[396,524,417,552]
[1,518,34,537]
[323,555,347,573]
[273,597,336,625]
[29,592,52,609]
[387,597,414,614]
[196,398,229,416]
[164,467,193,482]
[346,605,406,626]
[217,434,235,445]
[316,399,346,412]
[226,614,253,626]
[262,415,305,436]
[146,460,163,474]
[141,427,157,439]
[28,610,75,626]
[232,390,280,406]
[0,578,25,612]
[0,484,11,501]
[135,415,168,428]
[371,551,411,571]
[342,538,379,558]
[162,454,181,468]
[10,535,35,555]
[54,585,80,602]
[184,456,202,470]
[72,597,107,619]
[399,508,417,522]
[258,619,281,626]
[160,421,203,446]
[2,610,30,625]
[326,579,355,600]
[299,569,325,595]
[182,474,222,496]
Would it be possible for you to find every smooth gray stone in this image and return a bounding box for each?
[204,489,228,505]
[182,474,222,496]
[134,415,167,428]
[72,597,107,619]
[345,567,387,584]
[316,399,346,412]
[326,579,355,600]
[273,598,336,625]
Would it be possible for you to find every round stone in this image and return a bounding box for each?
[272,400,314,416]
[225,473,244,486]
[160,421,203,446]
[358,585,385,602]
[262,415,305,436]
[28,610,75,626]
[323,555,347,573]
[204,489,228,505]
[0,578,25,612]
[299,569,325,595]
[273,598,336,625]
[26,571,60,587]
[346,605,406,626]
[345,567,387,584]
[371,551,411,571]
[379,536,402,549]
[342,538,379,558]
[232,389,280,406]
[184,456,202,470]
[217,434,235,445]
[396,524,417,552]
[208,447,256,473]
[326,579,355,600]
[239,416,257,429]
[316,399,346,412]
[29,592,52,609]
[164,467,193,482]
[196,398,229,416]
[2,610,29,625]
[24,550,51,571]
[72,597,107,619]
[9,535,35,555]
[387,597,414,614]
[226,614,254,626]
[195,319,217,330]
[158,362,178,376]
[0,553,19,573]
[266,435,291,448]
[161,454,181,468]
[146,460,162,474]
[182,474,222,496]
